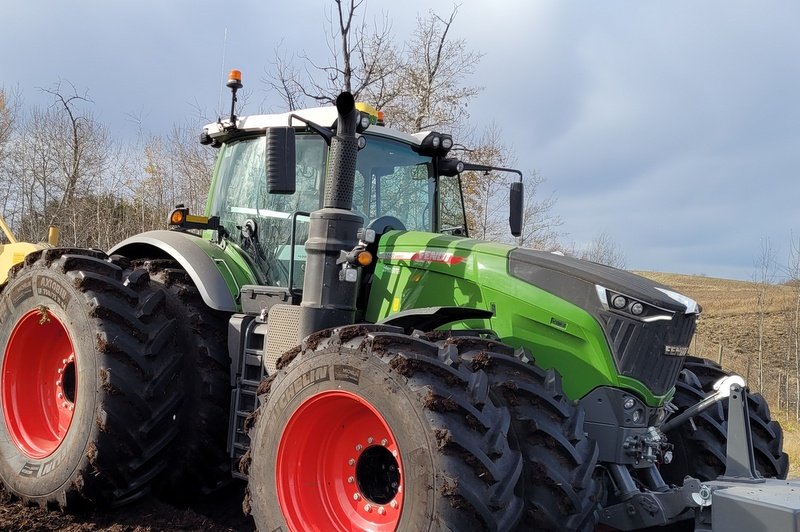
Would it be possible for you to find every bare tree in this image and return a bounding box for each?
[752,237,776,393]
[0,87,20,155]
[788,233,800,420]
[384,5,482,132]
[265,0,399,108]
[580,232,628,268]
[0,87,22,232]
[519,171,562,250]
[2,83,111,247]
[456,124,516,241]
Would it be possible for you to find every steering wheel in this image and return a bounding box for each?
[367,216,406,235]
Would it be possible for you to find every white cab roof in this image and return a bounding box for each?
[204,106,421,145]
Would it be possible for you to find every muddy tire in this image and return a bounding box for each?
[0,249,182,508]
[661,356,788,484]
[419,332,600,532]
[136,258,232,498]
[245,325,525,531]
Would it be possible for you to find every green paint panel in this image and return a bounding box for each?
[189,236,258,311]
[366,231,670,406]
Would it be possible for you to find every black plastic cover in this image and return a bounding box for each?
[266,127,297,194]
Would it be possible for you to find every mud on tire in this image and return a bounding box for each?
[245,325,526,531]
[132,258,232,499]
[661,356,789,485]
[0,249,182,508]
[419,332,600,532]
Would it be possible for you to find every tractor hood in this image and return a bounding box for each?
[508,248,700,318]
[368,231,699,402]
[507,248,700,397]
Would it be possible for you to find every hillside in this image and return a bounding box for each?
[638,271,800,477]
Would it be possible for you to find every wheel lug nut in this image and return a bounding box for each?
[68,404,74,411]
[57,368,63,374]
[57,392,63,399]
[367,437,374,444]
[355,444,363,452]
[347,476,354,484]
[364,504,372,512]
[390,500,399,509]
[378,506,386,515]
[381,438,388,446]
[56,380,61,386]
[348,458,355,466]
[353,493,360,501]
[62,402,68,408]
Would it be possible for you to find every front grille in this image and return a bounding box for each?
[599,311,696,395]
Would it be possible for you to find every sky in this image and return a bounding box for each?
[2,0,798,281]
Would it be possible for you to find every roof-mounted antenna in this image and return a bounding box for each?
[217,27,228,119]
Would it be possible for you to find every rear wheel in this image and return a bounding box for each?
[245,325,525,531]
[135,258,232,499]
[0,249,181,508]
[661,356,788,484]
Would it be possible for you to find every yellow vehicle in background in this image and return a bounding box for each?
[0,216,59,284]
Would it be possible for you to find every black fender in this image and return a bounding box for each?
[109,230,249,312]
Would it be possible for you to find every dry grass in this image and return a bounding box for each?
[783,419,800,478]
[638,271,800,476]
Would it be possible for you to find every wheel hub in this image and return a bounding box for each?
[2,310,77,458]
[276,390,403,531]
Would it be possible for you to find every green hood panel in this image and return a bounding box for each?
[365,231,672,406]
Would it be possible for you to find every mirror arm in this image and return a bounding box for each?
[288,114,334,146]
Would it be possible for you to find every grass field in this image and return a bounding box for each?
[638,271,800,476]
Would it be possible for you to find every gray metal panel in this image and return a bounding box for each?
[266,304,302,373]
[109,230,237,312]
[711,479,800,532]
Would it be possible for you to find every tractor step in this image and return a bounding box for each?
[227,314,266,479]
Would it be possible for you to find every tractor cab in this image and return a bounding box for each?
[199,105,469,293]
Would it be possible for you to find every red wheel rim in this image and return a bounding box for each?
[2,309,77,458]
[276,390,404,531]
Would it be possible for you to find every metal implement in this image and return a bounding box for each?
[660,374,746,434]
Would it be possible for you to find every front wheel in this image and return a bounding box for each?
[661,356,788,484]
[245,325,525,531]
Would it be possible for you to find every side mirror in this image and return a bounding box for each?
[265,127,297,194]
[509,181,523,238]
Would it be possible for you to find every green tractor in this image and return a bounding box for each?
[0,71,793,530]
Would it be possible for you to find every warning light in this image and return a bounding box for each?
[169,209,186,225]
[227,69,243,90]
[356,251,373,267]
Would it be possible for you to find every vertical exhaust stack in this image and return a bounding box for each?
[323,93,359,210]
[298,93,365,339]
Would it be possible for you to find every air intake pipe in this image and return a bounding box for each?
[298,93,365,339]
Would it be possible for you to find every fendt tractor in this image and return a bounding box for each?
[0,70,797,531]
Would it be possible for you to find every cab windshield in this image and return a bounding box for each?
[208,131,466,288]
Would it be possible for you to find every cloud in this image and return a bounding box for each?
[2,0,797,280]
[462,1,800,279]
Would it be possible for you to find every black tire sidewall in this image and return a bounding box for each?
[249,347,440,532]
[0,265,99,500]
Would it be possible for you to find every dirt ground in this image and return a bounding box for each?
[0,482,255,531]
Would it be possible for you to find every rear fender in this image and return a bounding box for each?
[109,230,256,312]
